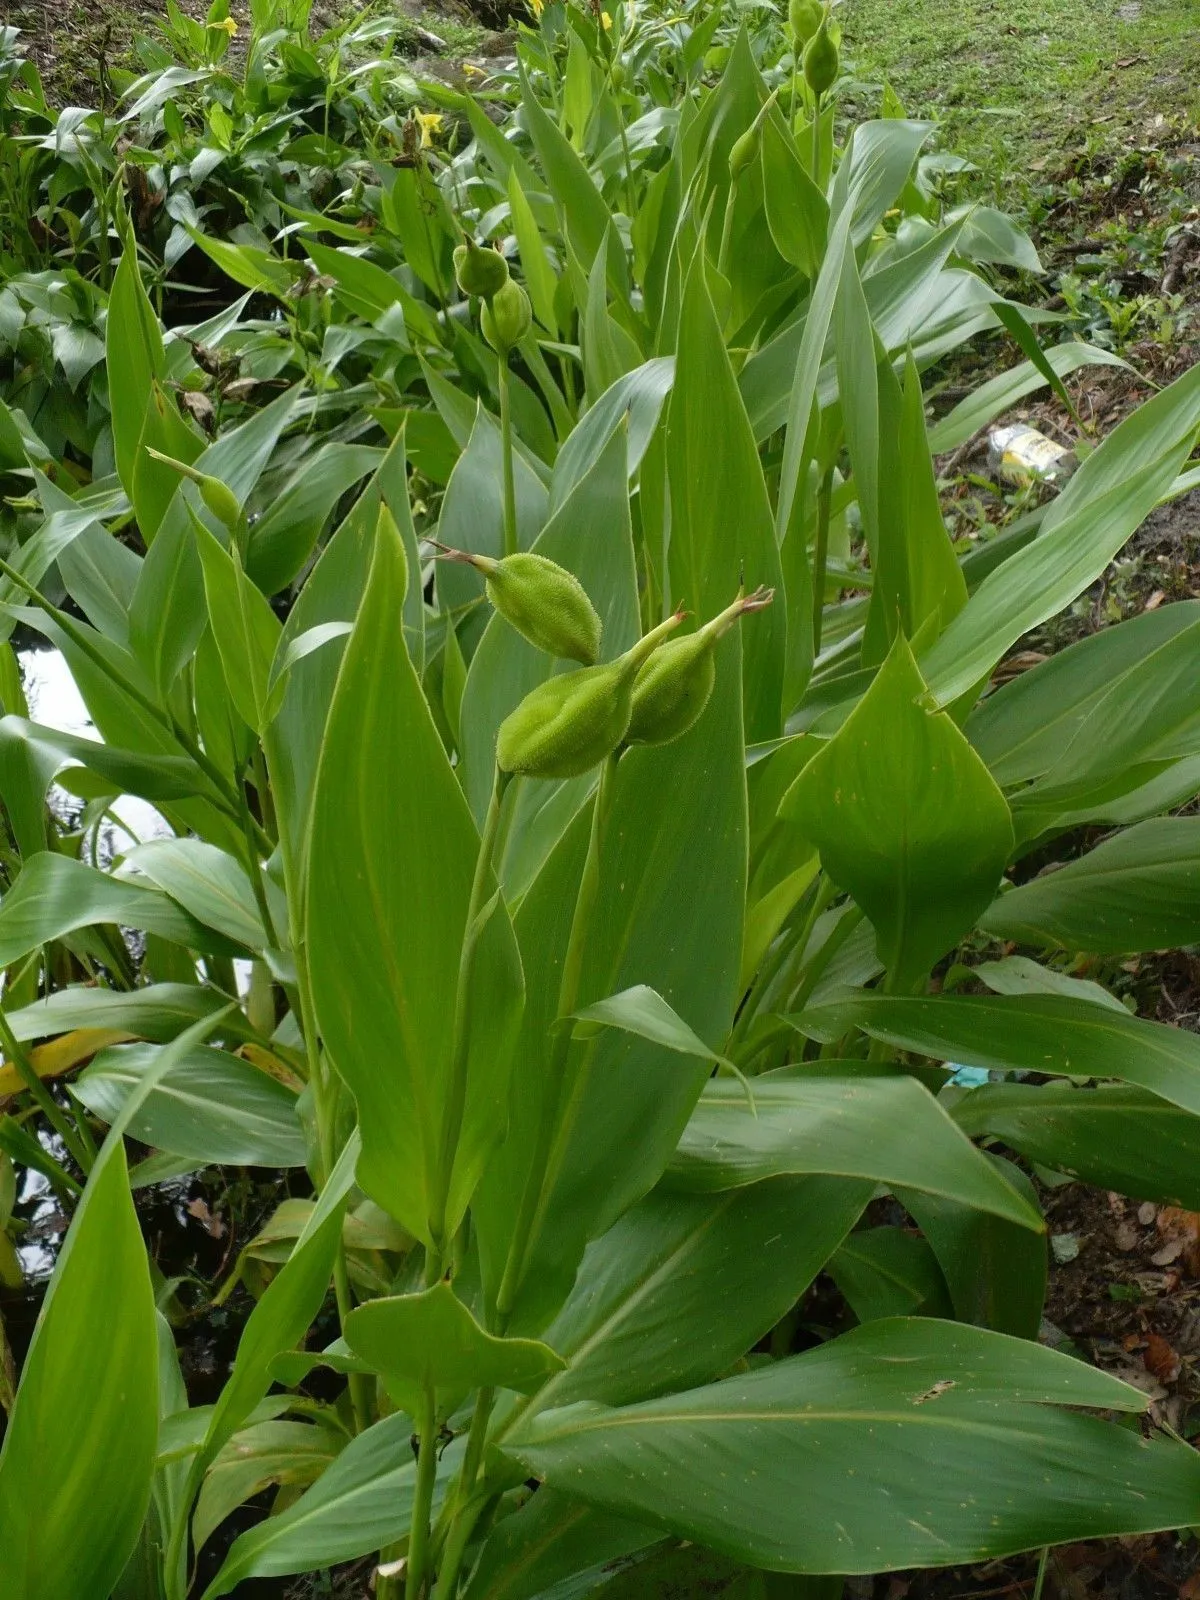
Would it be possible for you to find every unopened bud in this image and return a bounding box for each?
[482,278,533,354]
[788,0,823,45]
[626,587,775,747]
[453,235,510,301]
[804,17,840,97]
[497,611,684,779]
[434,545,602,664]
[729,123,761,181]
[145,447,241,531]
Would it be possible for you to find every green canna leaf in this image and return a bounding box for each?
[781,634,1013,990]
[307,508,524,1248]
[0,1136,158,1600]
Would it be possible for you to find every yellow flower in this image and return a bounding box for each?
[528,0,546,17]
[462,61,486,77]
[208,15,238,34]
[414,110,444,150]
[601,9,612,26]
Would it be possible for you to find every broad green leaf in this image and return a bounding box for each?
[955,1081,1200,1208]
[549,358,674,513]
[981,818,1200,953]
[897,1155,1046,1339]
[864,354,967,657]
[0,1136,157,1600]
[307,510,523,1247]
[117,838,268,949]
[463,1489,657,1600]
[972,955,1127,1013]
[781,635,1013,989]
[107,229,168,494]
[75,1042,304,1167]
[0,851,243,965]
[928,344,1130,454]
[524,1177,870,1415]
[246,441,381,597]
[669,1074,1040,1229]
[512,1318,1200,1573]
[476,648,747,1334]
[0,715,200,808]
[519,60,611,269]
[509,167,559,335]
[761,107,828,277]
[195,520,282,736]
[667,249,785,740]
[923,360,1200,705]
[131,382,204,545]
[344,1281,564,1413]
[573,984,735,1071]
[201,1413,450,1597]
[967,602,1200,788]
[828,1227,952,1322]
[806,992,1200,1117]
[193,1420,341,1556]
[3,982,252,1045]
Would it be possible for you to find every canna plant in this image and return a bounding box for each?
[5,2,1200,1598]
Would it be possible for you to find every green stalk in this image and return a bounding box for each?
[812,465,833,658]
[427,766,512,1274]
[405,1384,440,1600]
[429,1488,493,1600]
[717,182,738,281]
[494,750,619,1326]
[497,358,518,559]
[0,1010,93,1176]
[811,90,822,180]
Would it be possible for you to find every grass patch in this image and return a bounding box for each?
[841,0,1200,199]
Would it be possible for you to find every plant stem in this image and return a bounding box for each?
[497,359,518,559]
[406,1385,440,1600]
[811,91,822,180]
[427,766,512,1265]
[429,1487,492,1600]
[0,1009,93,1175]
[494,750,619,1327]
[812,465,833,658]
[717,182,738,281]
[1032,1547,1051,1600]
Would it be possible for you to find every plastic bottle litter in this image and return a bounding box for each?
[987,423,1075,487]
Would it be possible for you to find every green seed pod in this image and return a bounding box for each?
[611,60,626,89]
[144,447,241,531]
[729,121,761,181]
[788,0,823,44]
[497,611,684,779]
[434,545,602,664]
[804,16,840,97]
[482,278,533,355]
[626,587,775,747]
[453,235,510,301]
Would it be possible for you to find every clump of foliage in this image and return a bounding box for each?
[2,1,1200,1598]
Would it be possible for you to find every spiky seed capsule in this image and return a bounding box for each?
[497,611,684,779]
[435,546,603,664]
[482,279,533,355]
[626,587,776,748]
[729,122,761,181]
[804,17,840,96]
[144,447,241,531]
[788,0,823,44]
[453,236,510,301]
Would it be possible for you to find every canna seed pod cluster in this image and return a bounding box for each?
[626,587,775,748]
[497,611,685,780]
[453,234,510,301]
[433,546,602,665]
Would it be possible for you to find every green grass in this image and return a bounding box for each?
[840,0,1200,193]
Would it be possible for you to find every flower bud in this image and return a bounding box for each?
[434,545,602,664]
[482,278,533,355]
[497,611,684,779]
[611,60,626,89]
[145,447,241,531]
[788,0,823,44]
[804,17,840,97]
[626,587,775,748]
[453,235,510,301]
